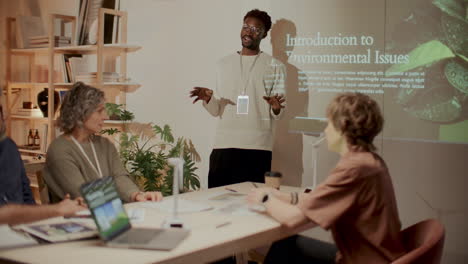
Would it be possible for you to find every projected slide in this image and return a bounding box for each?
[270,0,467,143]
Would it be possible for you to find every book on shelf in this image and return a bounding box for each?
[63,54,83,83]
[29,35,71,40]
[77,71,119,77]
[77,0,120,45]
[75,77,120,83]
[75,71,120,83]
[15,16,46,48]
[29,43,71,48]
[28,36,72,48]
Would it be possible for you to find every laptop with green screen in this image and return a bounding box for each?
[80,176,189,250]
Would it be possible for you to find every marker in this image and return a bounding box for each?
[252,182,258,188]
[225,187,238,193]
[215,221,231,228]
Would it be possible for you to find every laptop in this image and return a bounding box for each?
[80,176,190,250]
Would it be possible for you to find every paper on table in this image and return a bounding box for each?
[142,198,213,213]
[214,201,259,216]
[0,225,38,249]
[76,209,91,216]
[206,191,245,201]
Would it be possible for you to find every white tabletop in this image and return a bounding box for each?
[0,182,312,264]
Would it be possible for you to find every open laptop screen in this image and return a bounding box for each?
[80,177,131,241]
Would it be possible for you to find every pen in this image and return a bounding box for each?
[215,221,231,228]
[225,187,238,193]
[252,182,258,188]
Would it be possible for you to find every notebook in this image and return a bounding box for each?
[18,221,97,242]
[80,176,190,250]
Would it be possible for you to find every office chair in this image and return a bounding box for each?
[392,219,445,264]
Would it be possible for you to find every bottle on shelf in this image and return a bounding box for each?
[27,129,34,146]
[34,129,40,147]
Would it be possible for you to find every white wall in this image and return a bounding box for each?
[122,0,278,189]
[1,1,467,263]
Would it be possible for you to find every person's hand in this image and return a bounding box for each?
[190,87,213,104]
[56,194,87,217]
[132,191,163,202]
[256,187,282,197]
[247,188,270,205]
[263,94,285,114]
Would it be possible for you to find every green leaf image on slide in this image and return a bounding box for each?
[384,0,467,142]
[386,40,455,75]
[440,120,468,142]
[433,0,466,22]
[445,60,468,94]
[459,54,468,63]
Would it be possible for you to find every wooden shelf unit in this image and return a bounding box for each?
[5,8,141,153]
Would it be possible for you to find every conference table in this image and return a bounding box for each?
[0,182,315,264]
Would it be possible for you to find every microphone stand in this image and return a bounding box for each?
[162,145,187,229]
[310,133,325,190]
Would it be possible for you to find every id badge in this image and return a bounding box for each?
[237,95,249,115]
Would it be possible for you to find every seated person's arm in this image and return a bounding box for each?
[0,197,85,225]
[248,189,314,229]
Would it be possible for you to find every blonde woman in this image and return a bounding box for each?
[44,82,162,203]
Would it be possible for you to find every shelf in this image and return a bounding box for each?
[10,44,141,55]
[104,120,128,126]
[19,148,46,155]
[6,9,135,160]
[11,115,49,122]
[8,82,141,92]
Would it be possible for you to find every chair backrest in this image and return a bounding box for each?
[392,219,445,264]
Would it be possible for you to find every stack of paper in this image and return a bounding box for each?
[76,72,120,83]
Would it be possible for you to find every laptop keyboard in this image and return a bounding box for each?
[114,228,163,244]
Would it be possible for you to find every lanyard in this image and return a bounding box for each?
[239,51,261,95]
[71,135,103,178]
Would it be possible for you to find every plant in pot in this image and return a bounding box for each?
[102,103,201,195]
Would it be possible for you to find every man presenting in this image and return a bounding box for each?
[190,9,286,188]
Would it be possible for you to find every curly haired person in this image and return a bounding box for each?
[248,92,406,264]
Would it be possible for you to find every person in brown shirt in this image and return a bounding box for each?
[248,92,405,263]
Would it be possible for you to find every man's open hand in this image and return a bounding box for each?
[263,94,285,114]
[190,87,213,104]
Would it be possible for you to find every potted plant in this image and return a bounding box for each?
[102,103,201,196]
[105,103,135,121]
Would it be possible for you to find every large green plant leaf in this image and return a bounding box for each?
[386,40,455,75]
[153,124,174,143]
[101,128,120,135]
[119,110,135,121]
[183,151,200,190]
[168,138,183,158]
[105,103,123,116]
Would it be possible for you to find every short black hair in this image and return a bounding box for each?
[244,9,272,34]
